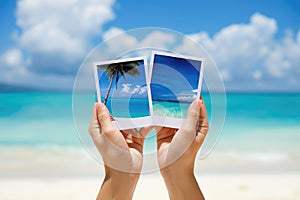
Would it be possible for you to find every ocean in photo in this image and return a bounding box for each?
[152,100,190,118]
[0,92,300,174]
[104,98,150,118]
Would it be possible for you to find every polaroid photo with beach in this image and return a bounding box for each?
[93,52,204,130]
[149,51,205,129]
[93,57,152,130]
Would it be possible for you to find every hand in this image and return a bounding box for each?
[88,102,152,200]
[156,99,209,200]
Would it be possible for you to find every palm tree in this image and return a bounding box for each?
[98,60,141,105]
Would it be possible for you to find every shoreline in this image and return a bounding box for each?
[0,145,299,177]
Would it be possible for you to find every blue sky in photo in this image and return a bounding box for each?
[98,59,148,99]
[151,54,201,101]
[0,0,300,91]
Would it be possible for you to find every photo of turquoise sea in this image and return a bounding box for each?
[150,53,202,118]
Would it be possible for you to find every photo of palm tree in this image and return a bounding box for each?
[98,60,141,105]
[94,57,150,120]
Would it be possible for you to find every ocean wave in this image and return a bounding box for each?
[153,104,184,118]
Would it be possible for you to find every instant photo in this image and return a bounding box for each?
[93,57,152,130]
[149,51,204,128]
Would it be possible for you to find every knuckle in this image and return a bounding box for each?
[97,110,108,123]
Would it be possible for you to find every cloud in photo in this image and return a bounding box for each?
[177,95,197,103]
[120,83,147,97]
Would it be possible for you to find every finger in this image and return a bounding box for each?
[95,102,117,139]
[88,103,101,140]
[121,128,140,138]
[139,126,153,138]
[197,99,209,136]
[121,127,153,154]
[154,126,163,133]
[156,127,177,141]
[120,129,144,154]
[156,127,177,149]
[182,99,201,135]
[167,100,201,156]
[121,129,143,146]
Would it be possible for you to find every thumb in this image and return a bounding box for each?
[95,102,116,138]
[168,100,201,157]
[182,99,201,134]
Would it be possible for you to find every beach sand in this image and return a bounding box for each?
[1,146,300,199]
[1,174,300,200]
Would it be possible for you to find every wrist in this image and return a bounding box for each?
[160,163,194,179]
[161,166,195,188]
[98,166,140,200]
[160,166,204,200]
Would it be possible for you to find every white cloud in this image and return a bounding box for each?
[263,30,300,78]
[132,85,147,95]
[0,0,116,89]
[1,9,300,91]
[102,27,177,58]
[103,27,125,41]
[15,0,115,74]
[121,83,147,95]
[1,48,25,68]
[138,86,147,95]
[177,95,197,103]
[185,13,300,91]
[102,16,300,91]
[103,28,138,56]
[253,70,262,80]
[189,13,277,76]
[121,83,132,94]
[139,31,176,48]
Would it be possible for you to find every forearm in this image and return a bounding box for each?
[161,168,204,200]
[97,166,140,200]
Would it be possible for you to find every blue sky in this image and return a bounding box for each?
[151,54,201,101]
[0,0,299,91]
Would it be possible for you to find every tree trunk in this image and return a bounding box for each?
[103,76,114,105]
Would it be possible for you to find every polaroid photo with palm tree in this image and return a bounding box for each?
[93,57,152,130]
[149,51,205,129]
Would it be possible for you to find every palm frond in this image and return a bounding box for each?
[115,72,120,89]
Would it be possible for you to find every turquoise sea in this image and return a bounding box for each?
[104,98,150,118]
[1,92,300,161]
[152,100,190,118]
